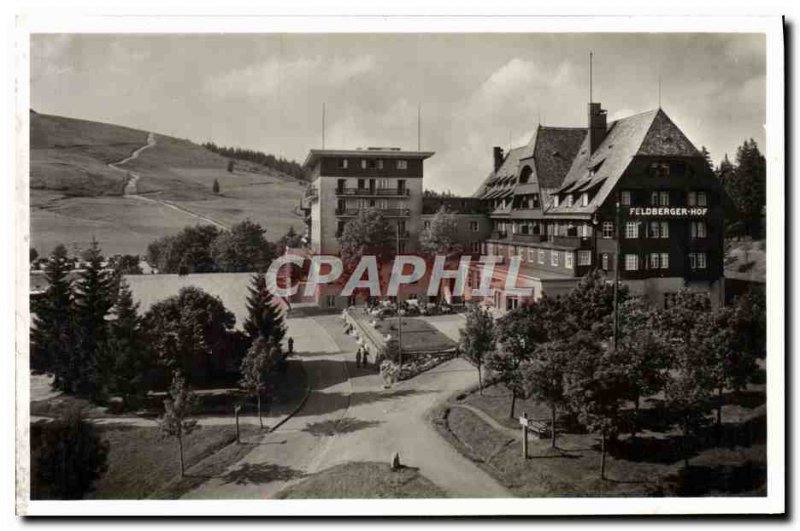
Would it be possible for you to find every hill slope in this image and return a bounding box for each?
[29,112,306,256]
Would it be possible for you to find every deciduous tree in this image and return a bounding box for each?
[30,407,109,499]
[239,337,280,430]
[210,220,274,272]
[419,206,461,257]
[459,303,495,394]
[337,209,393,271]
[159,372,199,477]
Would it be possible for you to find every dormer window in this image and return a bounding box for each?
[650,162,670,178]
[565,195,574,207]
[580,192,589,207]
[552,195,560,208]
[397,160,408,170]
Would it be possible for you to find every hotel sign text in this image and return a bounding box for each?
[628,207,708,217]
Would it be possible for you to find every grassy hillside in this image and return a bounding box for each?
[29,111,306,256]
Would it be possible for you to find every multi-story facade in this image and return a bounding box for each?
[302,147,434,255]
[299,101,724,312]
[470,102,725,311]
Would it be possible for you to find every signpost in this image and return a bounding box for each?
[519,412,530,460]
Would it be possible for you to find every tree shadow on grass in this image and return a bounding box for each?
[302,417,383,437]
[221,463,306,486]
[660,461,767,496]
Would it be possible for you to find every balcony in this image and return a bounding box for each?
[335,187,410,197]
[489,231,508,240]
[510,233,547,244]
[551,235,593,249]
[335,208,410,218]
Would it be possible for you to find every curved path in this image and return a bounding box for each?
[107,133,229,230]
[182,314,511,499]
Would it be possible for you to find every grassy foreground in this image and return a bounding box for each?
[434,383,766,497]
[275,462,447,499]
[90,423,259,499]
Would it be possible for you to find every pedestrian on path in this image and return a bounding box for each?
[287,337,294,355]
[356,347,362,368]
[362,348,370,368]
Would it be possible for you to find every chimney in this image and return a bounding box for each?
[588,102,608,154]
[493,146,504,172]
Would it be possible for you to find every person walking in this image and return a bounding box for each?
[287,336,294,355]
[356,347,362,368]
[362,347,370,369]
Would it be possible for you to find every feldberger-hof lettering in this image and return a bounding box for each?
[628,206,709,217]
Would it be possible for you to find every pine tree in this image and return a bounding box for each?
[73,239,115,398]
[30,244,75,382]
[243,273,286,348]
[103,279,149,410]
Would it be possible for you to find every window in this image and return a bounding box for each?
[651,162,670,177]
[565,253,574,269]
[651,191,659,206]
[601,253,610,271]
[688,191,708,207]
[660,221,669,239]
[398,240,407,253]
[532,194,540,208]
[649,221,660,239]
[470,220,479,232]
[578,250,592,266]
[580,224,592,238]
[620,191,631,206]
[602,221,614,239]
[338,159,348,169]
[580,193,589,207]
[377,159,384,170]
[551,250,559,267]
[552,195,560,207]
[506,297,519,311]
[660,191,670,206]
[361,159,367,169]
[326,295,337,308]
[625,221,639,239]
[397,160,408,170]
[470,242,481,254]
[689,252,707,270]
[660,253,669,269]
[423,220,430,230]
[528,248,535,262]
[565,195,574,207]
[538,249,545,264]
[337,178,346,192]
[625,254,639,271]
[650,253,660,269]
[691,221,707,239]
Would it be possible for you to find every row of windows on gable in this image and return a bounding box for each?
[336,159,408,170]
[619,190,708,207]
[552,191,592,208]
[490,245,593,269]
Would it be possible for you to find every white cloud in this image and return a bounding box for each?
[205,55,376,98]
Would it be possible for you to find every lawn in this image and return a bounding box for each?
[90,423,259,499]
[275,461,447,499]
[437,383,767,497]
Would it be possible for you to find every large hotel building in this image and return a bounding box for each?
[301,100,724,311]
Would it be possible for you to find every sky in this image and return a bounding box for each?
[30,33,766,195]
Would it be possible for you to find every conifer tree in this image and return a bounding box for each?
[73,239,115,398]
[30,244,75,382]
[103,279,149,410]
[243,273,286,348]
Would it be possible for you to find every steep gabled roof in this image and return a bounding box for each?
[473,125,585,200]
[533,127,587,189]
[547,108,701,216]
